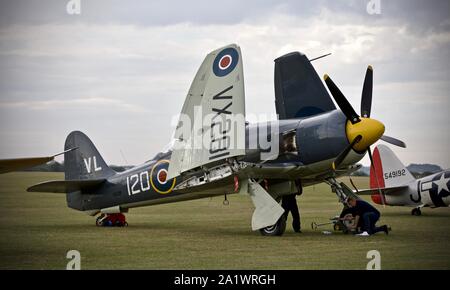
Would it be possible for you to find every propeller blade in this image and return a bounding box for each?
[332,135,362,170]
[380,135,406,148]
[361,65,373,118]
[324,74,361,124]
[367,147,385,207]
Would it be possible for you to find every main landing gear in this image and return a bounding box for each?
[325,177,353,204]
[411,207,422,216]
[96,213,128,227]
[259,215,287,236]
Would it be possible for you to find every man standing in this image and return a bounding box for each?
[347,197,389,236]
[281,180,302,233]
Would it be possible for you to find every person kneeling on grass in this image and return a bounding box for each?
[346,197,390,236]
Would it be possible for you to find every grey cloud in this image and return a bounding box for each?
[0,0,448,167]
[0,0,448,30]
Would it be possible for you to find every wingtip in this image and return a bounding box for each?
[368,65,373,71]
[323,74,329,80]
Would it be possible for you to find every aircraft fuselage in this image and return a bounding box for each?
[372,170,450,208]
[67,109,365,213]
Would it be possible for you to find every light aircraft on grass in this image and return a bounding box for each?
[353,144,449,216]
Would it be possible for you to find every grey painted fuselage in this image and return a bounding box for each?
[67,109,365,213]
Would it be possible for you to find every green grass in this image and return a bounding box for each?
[0,172,449,269]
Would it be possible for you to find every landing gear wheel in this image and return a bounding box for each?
[95,213,127,226]
[411,208,422,216]
[96,214,105,226]
[259,215,286,236]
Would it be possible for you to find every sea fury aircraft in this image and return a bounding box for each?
[0,44,406,235]
[354,144,449,216]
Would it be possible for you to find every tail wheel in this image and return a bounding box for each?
[259,215,286,236]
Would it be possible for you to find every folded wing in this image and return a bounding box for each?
[168,44,246,179]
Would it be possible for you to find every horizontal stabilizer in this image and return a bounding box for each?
[27,179,106,193]
[0,148,76,174]
[355,185,408,196]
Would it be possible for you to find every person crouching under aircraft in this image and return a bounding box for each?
[346,197,390,236]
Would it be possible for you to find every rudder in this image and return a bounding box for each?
[64,131,116,180]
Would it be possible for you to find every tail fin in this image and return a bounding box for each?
[370,144,415,190]
[64,131,116,180]
[274,52,336,119]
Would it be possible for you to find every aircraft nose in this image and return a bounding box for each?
[346,117,385,152]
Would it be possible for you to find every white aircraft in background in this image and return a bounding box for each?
[356,144,450,215]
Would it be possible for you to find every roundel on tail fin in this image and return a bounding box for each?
[213,47,239,77]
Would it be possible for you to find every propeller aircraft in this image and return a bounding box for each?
[353,144,449,216]
[0,44,406,236]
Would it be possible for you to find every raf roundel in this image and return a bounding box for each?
[157,169,168,185]
[213,47,239,77]
[150,160,176,194]
[219,55,232,70]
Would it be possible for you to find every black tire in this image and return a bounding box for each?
[95,215,104,226]
[412,208,422,216]
[333,223,341,231]
[259,215,286,236]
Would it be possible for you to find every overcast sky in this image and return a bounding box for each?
[0,0,449,168]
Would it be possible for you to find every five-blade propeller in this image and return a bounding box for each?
[325,65,406,170]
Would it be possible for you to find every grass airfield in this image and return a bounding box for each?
[0,172,449,270]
